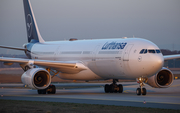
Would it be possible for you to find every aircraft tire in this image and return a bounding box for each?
[104,84,110,93]
[37,89,46,94]
[136,88,141,95]
[47,85,56,94]
[109,84,114,93]
[52,85,56,94]
[37,90,42,94]
[142,88,146,95]
[118,84,123,93]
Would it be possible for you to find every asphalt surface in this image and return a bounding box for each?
[0,80,180,110]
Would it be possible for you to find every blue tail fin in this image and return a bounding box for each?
[23,0,45,43]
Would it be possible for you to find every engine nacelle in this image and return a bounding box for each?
[147,67,174,88]
[21,68,51,89]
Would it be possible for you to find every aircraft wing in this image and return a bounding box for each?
[0,57,87,74]
[164,54,180,61]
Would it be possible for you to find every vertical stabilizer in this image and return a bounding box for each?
[23,0,45,43]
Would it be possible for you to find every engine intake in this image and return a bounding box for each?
[147,67,174,88]
[21,68,51,89]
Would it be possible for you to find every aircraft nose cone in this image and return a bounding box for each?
[151,54,164,72]
[157,55,164,67]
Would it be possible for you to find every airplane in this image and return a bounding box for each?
[0,0,180,95]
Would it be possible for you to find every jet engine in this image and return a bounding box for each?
[147,67,174,88]
[21,68,51,89]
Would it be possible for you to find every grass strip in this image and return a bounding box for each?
[0,99,180,113]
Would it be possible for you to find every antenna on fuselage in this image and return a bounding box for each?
[122,37,127,39]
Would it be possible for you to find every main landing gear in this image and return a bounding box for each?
[136,77,148,95]
[37,84,56,94]
[104,79,123,93]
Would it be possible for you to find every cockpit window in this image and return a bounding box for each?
[140,49,147,54]
[156,49,161,53]
[148,50,155,53]
[140,49,145,54]
[139,49,161,54]
[144,49,147,53]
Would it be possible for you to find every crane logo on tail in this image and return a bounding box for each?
[26,14,32,38]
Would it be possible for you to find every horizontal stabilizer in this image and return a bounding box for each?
[0,45,26,51]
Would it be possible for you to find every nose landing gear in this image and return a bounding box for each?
[104,79,123,93]
[136,77,148,95]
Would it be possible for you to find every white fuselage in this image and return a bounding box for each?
[29,38,164,80]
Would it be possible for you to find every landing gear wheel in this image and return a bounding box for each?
[136,77,148,95]
[136,88,141,95]
[37,89,46,94]
[114,90,117,93]
[104,84,110,93]
[109,84,114,93]
[51,85,56,94]
[37,90,41,94]
[47,85,56,94]
[104,79,123,94]
[142,88,146,95]
[37,85,56,94]
[118,84,123,93]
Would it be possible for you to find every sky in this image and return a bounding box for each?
[0,0,180,55]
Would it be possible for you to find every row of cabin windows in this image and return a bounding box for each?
[140,49,161,54]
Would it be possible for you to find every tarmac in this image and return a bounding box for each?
[0,80,180,110]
